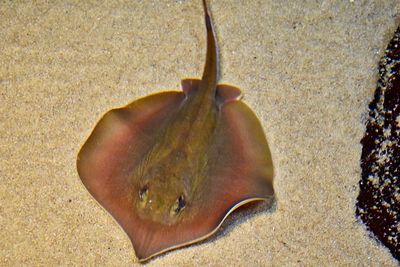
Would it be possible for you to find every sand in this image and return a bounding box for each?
[1,0,399,266]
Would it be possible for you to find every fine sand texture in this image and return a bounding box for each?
[1,0,399,266]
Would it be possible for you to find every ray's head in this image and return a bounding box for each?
[133,166,191,225]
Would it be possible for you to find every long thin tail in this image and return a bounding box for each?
[201,0,219,92]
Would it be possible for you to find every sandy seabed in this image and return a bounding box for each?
[1,0,399,266]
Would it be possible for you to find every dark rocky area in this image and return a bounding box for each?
[356,26,400,261]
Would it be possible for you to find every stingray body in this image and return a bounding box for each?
[77,0,274,262]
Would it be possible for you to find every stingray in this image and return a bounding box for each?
[77,0,274,262]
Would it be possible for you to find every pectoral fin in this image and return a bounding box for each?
[77,91,185,236]
[201,100,274,212]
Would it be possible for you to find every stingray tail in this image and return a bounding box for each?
[201,0,219,94]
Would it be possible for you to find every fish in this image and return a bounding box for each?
[77,0,274,262]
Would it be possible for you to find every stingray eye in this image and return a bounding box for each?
[138,185,149,203]
[170,195,186,216]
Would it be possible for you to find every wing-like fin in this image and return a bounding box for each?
[200,100,274,211]
[76,91,185,253]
